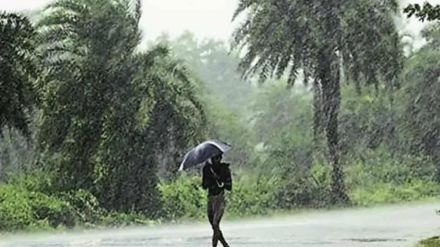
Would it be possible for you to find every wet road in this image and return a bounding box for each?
[1,202,439,247]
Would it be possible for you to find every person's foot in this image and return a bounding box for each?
[220,239,229,247]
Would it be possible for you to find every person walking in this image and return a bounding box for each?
[202,153,232,247]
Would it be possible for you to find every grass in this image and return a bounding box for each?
[417,236,440,247]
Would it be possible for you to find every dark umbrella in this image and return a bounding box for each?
[178,140,231,171]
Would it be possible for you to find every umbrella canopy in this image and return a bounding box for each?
[178,140,231,171]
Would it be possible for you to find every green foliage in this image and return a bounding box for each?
[153,33,256,169]
[36,0,145,193]
[35,0,206,213]
[349,150,434,185]
[159,174,279,220]
[28,191,76,228]
[233,0,403,203]
[351,181,440,206]
[0,185,34,230]
[405,2,440,22]
[0,170,154,231]
[347,149,439,206]
[0,179,159,231]
[227,175,280,217]
[7,169,56,194]
[205,99,255,167]
[400,23,440,180]
[0,184,76,231]
[3,171,99,228]
[159,176,206,220]
[250,83,312,144]
[232,0,401,86]
[248,83,332,208]
[417,236,440,247]
[339,86,400,155]
[58,189,103,224]
[159,166,331,221]
[0,13,37,137]
[2,0,440,233]
[272,162,333,209]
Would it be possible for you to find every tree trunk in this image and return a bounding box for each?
[312,80,323,147]
[318,48,349,204]
[433,153,440,183]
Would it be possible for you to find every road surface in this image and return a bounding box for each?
[0,202,439,247]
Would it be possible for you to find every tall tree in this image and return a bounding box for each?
[402,23,440,181]
[233,0,402,202]
[37,0,144,191]
[0,13,37,137]
[36,0,205,213]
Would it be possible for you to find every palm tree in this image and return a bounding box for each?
[36,0,143,190]
[404,2,440,21]
[0,13,37,137]
[36,0,205,213]
[233,0,403,202]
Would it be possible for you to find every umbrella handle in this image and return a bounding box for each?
[210,167,224,188]
[210,167,221,180]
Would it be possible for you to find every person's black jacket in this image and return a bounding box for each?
[202,162,232,196]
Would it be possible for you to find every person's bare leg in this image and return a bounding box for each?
[208,196,219,247]
[213,196,229,247]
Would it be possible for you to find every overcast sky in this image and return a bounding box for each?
[0,0,240,42]
[0,0,439,45]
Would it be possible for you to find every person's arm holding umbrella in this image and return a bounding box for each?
[203,162,225,190]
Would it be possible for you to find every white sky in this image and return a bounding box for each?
[0,0,439,45]
[0,0,240,42]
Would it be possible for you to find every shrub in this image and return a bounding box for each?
[417,236,440,247]
[227,174,279,217]
[0,185,34,231]
[158,175,206,220]
[58,189,103,224]
[350,180,440,206]
[347,149,440,205]
[0,185,76,231]
[28,191,75,228]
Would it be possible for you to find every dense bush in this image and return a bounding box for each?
[0,185,75,231]
[58,189,103,224]
[227,174,280,217]
[159,175,206,220]
[0,185,35,230]
[1,171,106,231]
[350,180,440,206]
[347,149,440,205]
